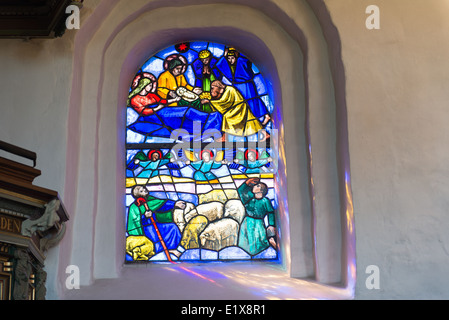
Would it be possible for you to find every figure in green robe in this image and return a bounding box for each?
[126,185,186,258]
[237,177,276,256]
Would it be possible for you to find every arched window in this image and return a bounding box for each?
[125,41,279,263]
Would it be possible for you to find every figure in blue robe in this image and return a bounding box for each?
[215,48,270,123]
[192,49,220,92]
[187,150,225,181]
[239,158,270,174]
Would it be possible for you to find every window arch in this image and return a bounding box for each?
[125,41,279,263]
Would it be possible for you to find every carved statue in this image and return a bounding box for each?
[17,199,66,300]
[13,249,32,300]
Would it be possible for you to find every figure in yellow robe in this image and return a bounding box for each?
[157,57,198,106]
[208,80,264,137]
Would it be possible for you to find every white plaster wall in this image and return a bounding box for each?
[0,38,72,190]
[0,0,101,299]
[325,0,449,299]
[0,24,74,301]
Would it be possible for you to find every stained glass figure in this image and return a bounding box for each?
[126,41,278,263]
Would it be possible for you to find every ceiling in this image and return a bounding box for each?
[0,0,81,38]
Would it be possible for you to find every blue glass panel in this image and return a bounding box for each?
[166,192,180,201]
[170,169,181,177]
[133,166,143,176]
[179,249,200,261]
[189,41,208,52]
[261,95,274,114]
[178,193,198,206]
[184,50,198,64]
[253,74,267,95]
[128,123,159,137]
[211,165,230,178]
[252,63,260,74]
[139,114,163,125]
[127,107,139,126]
[151,128,172,138]
[127,150,139,163]
[185,65,196,87]
[126,129,146,144]
[267,189,275,201]
[201,249,218,260]
[126,169,134,177]
[221,76,232,86]
[126,195,135,206]
[154,45,177,59]
[145,136,175,144]
[149,191,168,199]
[219,247,251,260]
[180,165,195,179]
[253,247,277,260]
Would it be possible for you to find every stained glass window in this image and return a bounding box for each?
[125,41,278,263]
